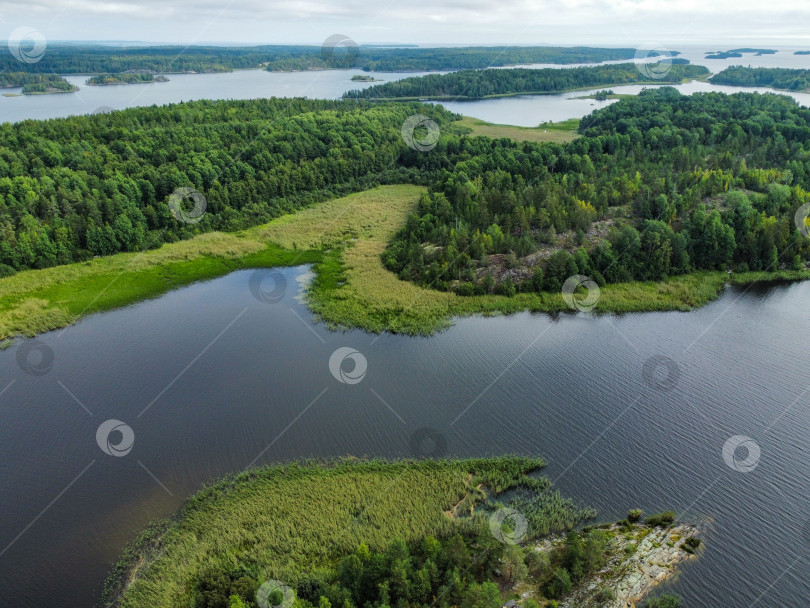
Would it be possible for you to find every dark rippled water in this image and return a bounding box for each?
[1,268,809,607]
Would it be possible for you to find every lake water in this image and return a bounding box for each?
[4,45,810,126]
[1,267,809,607]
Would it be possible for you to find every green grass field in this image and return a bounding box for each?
[0,184,807,339]
[455,116,580,144]
[105,457,556,607]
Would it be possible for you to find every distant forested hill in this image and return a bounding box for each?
[0,44,640,75]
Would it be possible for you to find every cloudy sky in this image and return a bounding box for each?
[1,0,809,46]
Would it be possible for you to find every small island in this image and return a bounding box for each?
[0,73,78,95]
[102,458,698,608]
[795,50,810,55]
[86,73,169,85]
[706,48,777,59]
[351,74,382,82]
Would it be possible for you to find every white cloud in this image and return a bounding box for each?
[2,0,810,44]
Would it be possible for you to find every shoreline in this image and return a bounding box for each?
[100,457,699,608]
[0,185,807,341]
[539,522,700,608]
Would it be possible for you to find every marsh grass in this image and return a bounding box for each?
[0,185,807,339]
[107,457,550,608]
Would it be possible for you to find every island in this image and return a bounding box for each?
[795,50,810,55]
[0,72,78,94]
[351,74,382,82]
[86,73,169,85]
[705,48,777,59]
[101,458,699,608]
[343,64,709,100]
[709,66,810,91]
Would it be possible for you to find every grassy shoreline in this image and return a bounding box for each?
[0,184,807,340]
[103,457,551,607]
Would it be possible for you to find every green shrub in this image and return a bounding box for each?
[645,511,676,527]
[627,509,643,523]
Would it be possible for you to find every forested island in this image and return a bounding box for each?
[705,48,776,59]
[0,44,642,76]
[86,73,169,85]
[709,66,810,91]
[344,64,708,99]
[102,458,697,608]
[0,73,77,94]
[351,74,381,82]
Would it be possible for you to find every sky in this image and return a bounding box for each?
[1,0,810,47]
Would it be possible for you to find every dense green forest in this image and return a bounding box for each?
[86,73,168,85]
[0,72,76,93]
[2,89,809,297]
[384,89,810,294]
[345,63,708,99]
[0,44,638,75]
[710,66,810,91]
[0,98,450,272]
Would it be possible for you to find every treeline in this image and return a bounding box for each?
[86,73,168,85]
[0,72,75,91]
[0,44,639,75]
[194,512,609,608]
[267,45,640,73]
[384,89,810,294]
[710,66,810,91]
[345,63,709,99]
[0,98,451,271]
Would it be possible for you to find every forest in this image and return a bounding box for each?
[709,66,810,91]
[86,73,168,85]
[0,98,449,273]
[1,89,809,299]
[345,63,708,99]
[0,44,638,75]
[384,88,810,294]
[0,72,76,93]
